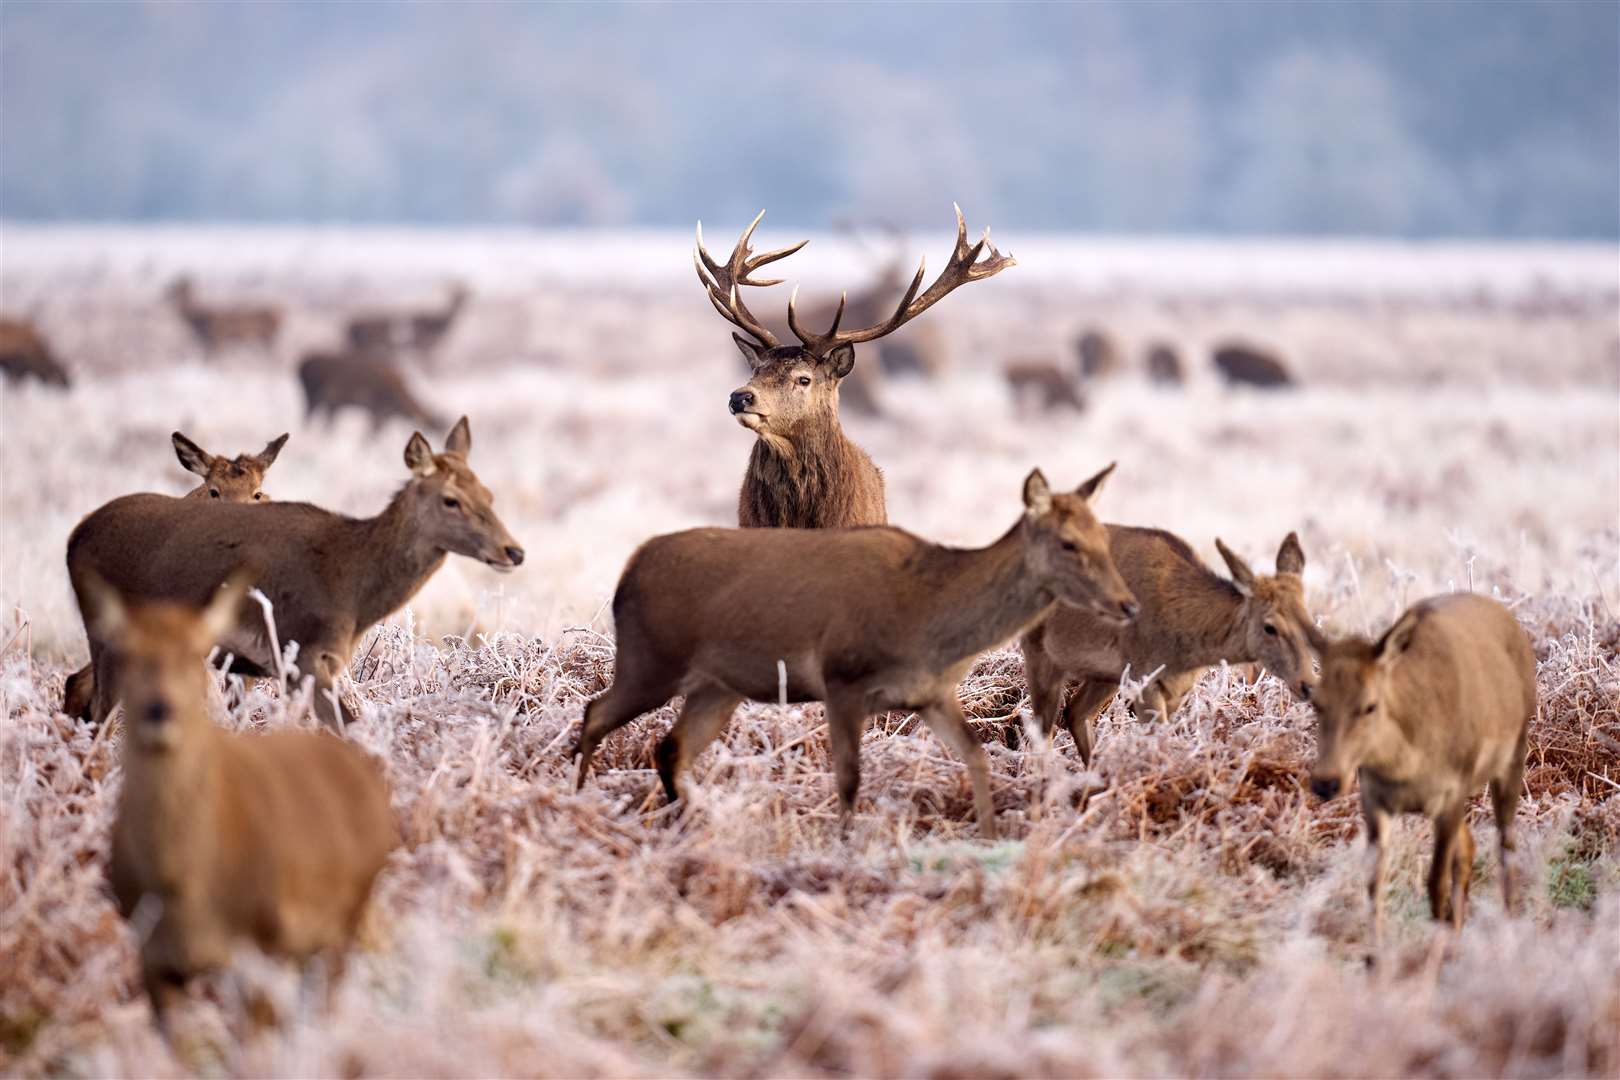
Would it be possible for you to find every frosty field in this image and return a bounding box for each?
[1,227,1617,1077]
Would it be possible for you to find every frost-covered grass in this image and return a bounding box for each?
[1,233,1617,1076]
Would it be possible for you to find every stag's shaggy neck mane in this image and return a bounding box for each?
[741,417,878,529]
[909,520,1056,667]
[347,485,448,630]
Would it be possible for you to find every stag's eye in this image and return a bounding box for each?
[796,375,812,387]
[253,492,264,501]
[1362,702,1376,716]
[1060,540,1079,553]
[209,489,221,499]
[442,496,461,510]
[1264,623,1278,636]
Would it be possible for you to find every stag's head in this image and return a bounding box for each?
[86,570,253,754]
[400,416,525,572]
[1307,612,1420,800]
[699,206,1014,441]
[1020,463,1138,625]
[174,431,288,502]
[1214,532,1322,701]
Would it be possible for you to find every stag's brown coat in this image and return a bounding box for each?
[298,351,445,432]
[67,419,522,730]
[1020,530,1318,763]
[0,317,71,388]
[1309,593,1535,943]
[92,576,395,1030]
[575,465,1138,836]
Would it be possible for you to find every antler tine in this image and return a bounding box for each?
[694,210,811,348]
[788,205,1015,352]
[787,285,847,352]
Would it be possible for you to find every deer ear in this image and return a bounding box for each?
[256,433,289,469]
[734,333,769,370]
[1373,609,1421,666]
[1074,461,1116,503]
[404,432,437,477]
[825,343,856,380]
[1215,538,1256,596]
[172,432,213,477]
[444,416,472,455]
[1023,468,1053,516]
[1276,531,1305,576]
[200,569,255,642]
[79,570,129,642]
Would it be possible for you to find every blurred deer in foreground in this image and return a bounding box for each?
[698,204,1015,529]
[1018,532,1318,764]
[346,282,470,358]
[575,465,1137,837]
[1309,593,1534,945]
[166,276,281,356]
[90,573,395,1033]
[61,431,289,722]
[298,350,445,432]
[68,418,522,731]
[0,316,71,388]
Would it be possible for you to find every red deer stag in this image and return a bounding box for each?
[574,465,1137,837]
[697,205,1015,529]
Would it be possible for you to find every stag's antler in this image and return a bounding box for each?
[787,204,1015,356]
[695,210,807,349]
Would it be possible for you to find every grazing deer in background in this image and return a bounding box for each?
[1076,328,1121,379]
[575,464,1137,836]
[1019,531,1318,764]
[89,573,395,1032]
[0,316,71,388]
[1309,593,1535,945]
[67,418,522,731]
[697,204,1015,529]
[346,282,470,357]
[298,350,446,432]
[1145,341,1184,385]
[1003,357,1086,413]
[165,276,281,356]
[61,431,290,722]
[1213,341,1295,388]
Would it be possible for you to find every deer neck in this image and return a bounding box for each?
[119,723,222,880]
[915,520,1055,667]
[1155,576,1251,669]
[746,415,859,527]
[351,488,449,629]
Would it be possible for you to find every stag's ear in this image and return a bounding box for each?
[79,570,129,642]
[1074,461,1116,503]
[172,432,213,477]
[200,569,255,643]
[404,432,437,477]
[256,433,289,469]
[1023,468,1053,517]
[444,416,472,455]
[1215,538,1256,596]
[825,343,856,380]
[1276,531,1306,576]
[734,333,769,370]
[1373,609,1421,667]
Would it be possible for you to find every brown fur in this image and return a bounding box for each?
[298,351,446,432]
[574,465,1138,836]
[1145,342,1183,385]
[166,277,281,355]
[0,317,71,388]
[1003,358,1086,412]
[62,432,289,722]
[67,419,522,731]
[1213,342,1294,388]
[1309,593,1536,944]
[1019,530,1318,763]
[346,283,469,357]
[92,576,395,1031]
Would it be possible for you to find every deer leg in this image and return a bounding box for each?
[575,673,676,790]
[308,650,355,732]
[142,965,189,1039]
[1362,798,1391,957]
[90,643,119,727]
[1449,819,1476,929]
[62,662,95,722]
[1491,726,1529,913]
[1063,679,1119,766]
[920,698,996,837]
[824,694,870,834]
[1018,629,1067,748]
[653,681,741,804]
[1428,805,1466,922]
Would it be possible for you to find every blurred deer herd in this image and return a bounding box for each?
[0,206,1604,1042]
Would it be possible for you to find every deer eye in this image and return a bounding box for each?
[442,496,460,510]
[253,492,264,501]
[1060,540,1079,553]
[1264,623,1278,636]
[1362,702,1376,716]
[796,375,812,387]
[209,489,221,499]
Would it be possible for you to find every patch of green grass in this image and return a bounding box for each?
[907,839,1025,875]
[1547,855,1597,911]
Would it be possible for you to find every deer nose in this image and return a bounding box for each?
[729,390,755,414]
[143,700,171,725]
[1298,681,1313,701]
[504,546,525,566]
[1310,776,1340,800]
[1119,600,1140,620]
